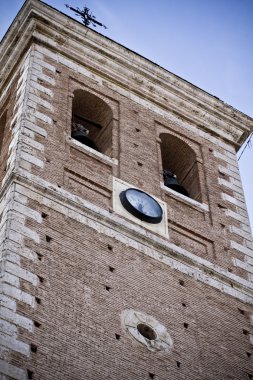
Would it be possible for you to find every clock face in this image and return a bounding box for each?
[120,188,163,224]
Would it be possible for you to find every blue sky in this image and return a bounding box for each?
[1,0,253,227]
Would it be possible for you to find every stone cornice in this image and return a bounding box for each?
[1,0,253,147]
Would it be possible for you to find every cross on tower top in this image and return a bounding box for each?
[65,4,107,29]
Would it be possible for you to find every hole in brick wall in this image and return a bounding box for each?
[243,329,249,335]
[108,245,113,251]
[11,121,16,129]
[30,344,37,353]
[133,143,139,147]
[179,280,185,286]
[230,283,234,288]
[149,373,155,379]
[137,162,143,167]
[238,308,245,315]
[135,128,140,132]
[115,333,120,340]
[38,276,44,284]
[105,285,111,291]
[27,370,33,379]
[46,235,52,242]
[137,324,156,340]
[248,374,253,379]
[56,69,61,74]
[176,361,181,368]
[218,204,227,210]
[182,303,186,307]
[209,148,213,152]
[34,321,41,328]
[183,323,189,329]
[37,253,43,261]
[227,268,232,272]
[57,184,61,188]
[246,352,252,358]
[41,212,48,219]
[109,266,115,272]
[35,297,41,305]
[46,158,51,163]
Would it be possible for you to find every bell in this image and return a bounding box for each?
[163,170,189,197]
[71,123,99,151]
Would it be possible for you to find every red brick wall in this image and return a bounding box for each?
[11,204,252,380]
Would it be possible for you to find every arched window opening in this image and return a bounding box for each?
[71,90,113,156]
[160,133,201,201]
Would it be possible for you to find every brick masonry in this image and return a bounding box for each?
[0,0,253,379]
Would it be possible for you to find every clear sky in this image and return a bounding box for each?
[1,0,253,227]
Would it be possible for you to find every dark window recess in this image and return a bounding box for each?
[160,133,202,201]
[71,89,113,156]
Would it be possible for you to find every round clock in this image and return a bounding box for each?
[119,188,163,224]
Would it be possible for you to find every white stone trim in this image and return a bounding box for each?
[161,183,209,211]
[225,209,249,224]
[231,241,253,259]
[217,156,253,282]
[19,151,44,169]
[233,259,253,274]
[0,182,42,376]
[23,121,47,137]
[0,307,33,331]
[213,150,238,166]
[30,80,53,97]
[26,108,52,125]
[0,360,27,380]
[218,165,241,181]
[222,193,247,210]
[67,136,118,166]
[27,93,53,111]
[218,178,244,195]
[0,332,30,356]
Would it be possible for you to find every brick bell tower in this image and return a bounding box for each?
[0,1,253,379]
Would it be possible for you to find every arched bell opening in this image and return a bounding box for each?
[160,133,202,201]
[71,90,113,156]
